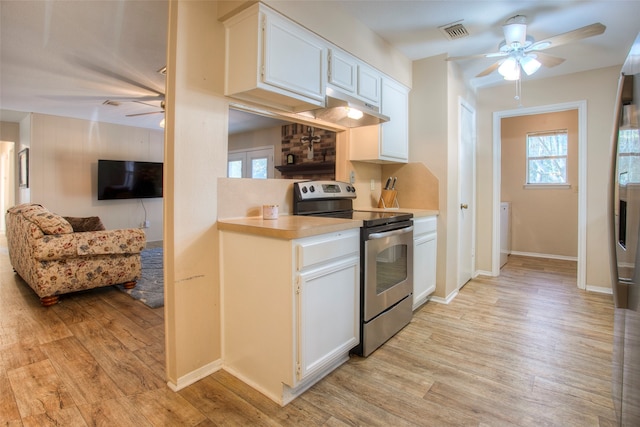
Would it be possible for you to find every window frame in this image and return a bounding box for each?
[524,129,570,188]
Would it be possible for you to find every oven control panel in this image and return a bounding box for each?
[294,180,357,200]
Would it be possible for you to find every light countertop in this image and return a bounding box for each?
[217,209,437,240]
[217,215,362,239]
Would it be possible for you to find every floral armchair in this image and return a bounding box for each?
[5,203,146,306]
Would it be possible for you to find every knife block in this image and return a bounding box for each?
[378,189,399,209]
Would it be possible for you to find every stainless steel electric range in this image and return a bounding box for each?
[293,180,414,356]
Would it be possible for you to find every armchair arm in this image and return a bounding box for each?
[76,228,146,256]
[33,234,77,261]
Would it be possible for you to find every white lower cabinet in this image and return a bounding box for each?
[221,228,359,406]
[413,216,437,309]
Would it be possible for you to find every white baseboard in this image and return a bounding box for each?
[510,251,578,261]
[586,285,613,294]
[167,359,223,392]
[429,289,458,304]
[475,269,494,277]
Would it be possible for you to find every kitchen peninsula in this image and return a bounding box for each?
[217,174,438,405]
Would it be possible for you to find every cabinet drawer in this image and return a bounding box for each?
[413,216,437,236]
[296,230,359,271]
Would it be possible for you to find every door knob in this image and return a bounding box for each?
[460,203,469,210]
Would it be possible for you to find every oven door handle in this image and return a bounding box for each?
[368,226,414,240]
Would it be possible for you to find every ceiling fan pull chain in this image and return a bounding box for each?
[515,78,522,106]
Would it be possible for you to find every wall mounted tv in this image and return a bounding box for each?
[97,160,163,200]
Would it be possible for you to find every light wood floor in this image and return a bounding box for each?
[0,246,617,426]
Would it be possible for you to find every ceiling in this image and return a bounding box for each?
[1,0,639,132]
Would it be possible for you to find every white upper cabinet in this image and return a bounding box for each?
[224,3,326,111]
[350,77,410,163]
[379,77,409,161]
[328,48,381,106]
[357,63,381,105]
[328,49,357,93]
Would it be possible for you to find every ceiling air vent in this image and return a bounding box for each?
[439,20,469,40]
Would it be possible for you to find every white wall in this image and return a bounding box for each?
[164,0,226,389]
[409,54,477,300]
[29,113,164,242]
[476,66,621,289]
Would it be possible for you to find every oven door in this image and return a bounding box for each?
[363,224,414,322]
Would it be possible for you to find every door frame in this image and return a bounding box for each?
[492,100,587,289]
[458,97,476,288]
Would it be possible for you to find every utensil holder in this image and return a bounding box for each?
[378,189,399,209]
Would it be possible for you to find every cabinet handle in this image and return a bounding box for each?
[460,203,469,210]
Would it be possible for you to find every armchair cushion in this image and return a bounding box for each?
[64,216,106,232]
[25,209,73,235]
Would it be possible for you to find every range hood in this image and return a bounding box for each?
[308,88,390,128]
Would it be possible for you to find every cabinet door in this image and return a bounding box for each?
[413,232,437,309]
[328,49,357,93]
[263,10,326,103]
[380,78,409,162]
[297,256,359,381]
[357,64,381,105]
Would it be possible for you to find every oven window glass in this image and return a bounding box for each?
[376,244,408,294]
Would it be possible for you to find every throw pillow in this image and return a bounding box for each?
[28,211,74,235]
[63,216,106,232]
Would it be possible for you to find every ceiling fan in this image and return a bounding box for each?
[123,100,165,118]
[447,15,606,81]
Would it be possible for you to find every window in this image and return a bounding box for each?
[617,128,640,185]
[227,147,274,179]
[526,130,568,185]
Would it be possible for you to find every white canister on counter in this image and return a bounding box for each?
[262,204,279,219]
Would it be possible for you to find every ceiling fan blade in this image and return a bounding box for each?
[133,100,164,109]
[532,52,566,68]
[447,52,507,61]
[126,111,164,117]
[70,56,165,98]
[529,22,606,51]
[476,62,501,78]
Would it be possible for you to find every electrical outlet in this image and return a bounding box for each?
[370,179,375,191]
[144,220,151,228]
[350,170,355,184]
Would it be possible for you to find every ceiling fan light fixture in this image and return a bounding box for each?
[520,56,541,75]
[498,57,520,80]
[503,23,527,47]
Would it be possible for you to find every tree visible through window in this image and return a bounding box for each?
[618,128,640,185]
[526,130,568,184]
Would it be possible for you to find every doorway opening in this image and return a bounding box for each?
[492,100,587,289]
[0,140,16,232]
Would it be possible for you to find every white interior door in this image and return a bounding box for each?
[458,99,476,289]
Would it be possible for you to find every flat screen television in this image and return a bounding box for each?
[97,160,163,200]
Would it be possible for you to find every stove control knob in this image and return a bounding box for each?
[309,185,315,193]
[301,187,308,193]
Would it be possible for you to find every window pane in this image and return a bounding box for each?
[528,158,567,184]
[527,134,567,157]
[228,160,243,178]
[251,158,267,179]
[526,131,568,185]
[619,129,640,154]
[619,129,640,184]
